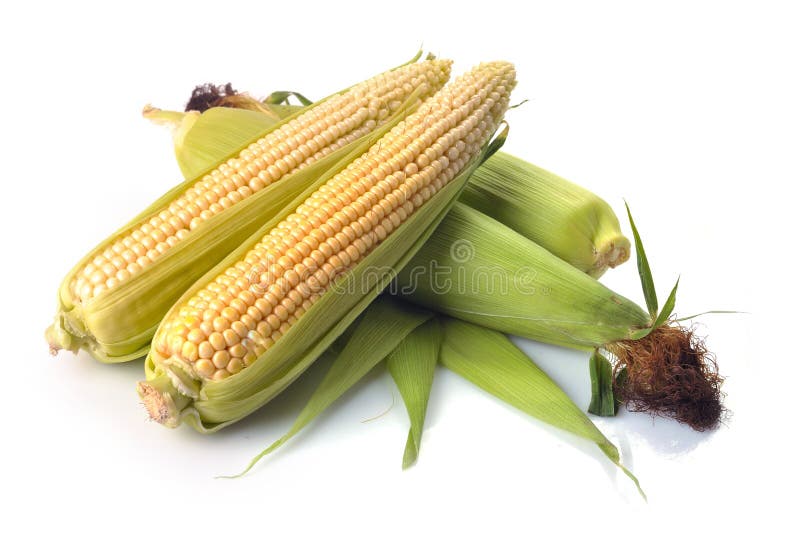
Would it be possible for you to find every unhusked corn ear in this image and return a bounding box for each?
[47,58,452,362]
[397,202,648,349]
[396,203,724,431]
[139,61,516,430]
[461,151,630,277]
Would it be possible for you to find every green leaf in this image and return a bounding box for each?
[387,318,441,469]
[177,107,281,180]
[481,123,508,162]
[588,351,617,417]
[625,202,658,319]
[439,317,645,499]
[653,276,680,328]
[264,90,314,106]
[226,297,433,477]
[629,327,652,341]
[675,310,743,322]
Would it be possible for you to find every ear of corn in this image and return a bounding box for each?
[158,93,630,279]
[397,203,724,430]
[47,57,452,362]
[398,202,649,349]
[462,151,630,277]
[137,61,517,431]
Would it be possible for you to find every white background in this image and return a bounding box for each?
[1,0,793,530]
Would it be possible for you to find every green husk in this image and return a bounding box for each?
[399,203,725,430]
[438,317,645,499]
[397,202,651,350]
[227,297,433,476]
[588,350,618,417]
[46,56,446,363]
[462,152,630,277]
[137,119,508,432]
[143,105,281,180]
[386,318,440,469]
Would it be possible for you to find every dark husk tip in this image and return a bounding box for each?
[609,323,726,431]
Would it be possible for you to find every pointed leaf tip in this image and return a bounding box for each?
[654,276,680,328]
[625,202,658,319]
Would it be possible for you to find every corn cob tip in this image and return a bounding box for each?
[137,375,189,428]
[608,323,725,431]
[45,319,77,356]
[588,232,631,278]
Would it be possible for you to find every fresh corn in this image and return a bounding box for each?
[46,57,452,362]
[137,61,517,431]
[462,152,629,277]
[395,203,723,430]
[155,89,631,278]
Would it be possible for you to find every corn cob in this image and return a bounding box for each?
[46,58,452,362]
[137,61,516,430]
[395,203,723,430]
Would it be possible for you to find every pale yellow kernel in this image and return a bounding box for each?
[212,350,230,369]
[239,316,256,333]
[243,353,259,367]
[266,314,281,331]
[227,358,244,375]
[211,369,230,380]
[181,341,199,362]
[116,269,131,283]
[208,332,226,351]
[212,316,230,333]
[223,329,240,348]
[256,321,272,339]
[187,328,205,344]
[198,341,214,359]
[195,359,215,378]
[89,270,106,285]
[220,307,238,322]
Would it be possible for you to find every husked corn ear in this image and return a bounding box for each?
[47,58,452,363]
[139,61,516,431]
[69,61,452,305]
[151,62,516,382]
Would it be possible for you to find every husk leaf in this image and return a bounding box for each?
[226,297,433,476]
[397,203,650,350]
[462,152,631,277]
[438,317,645,499]
[386,317,441,469]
